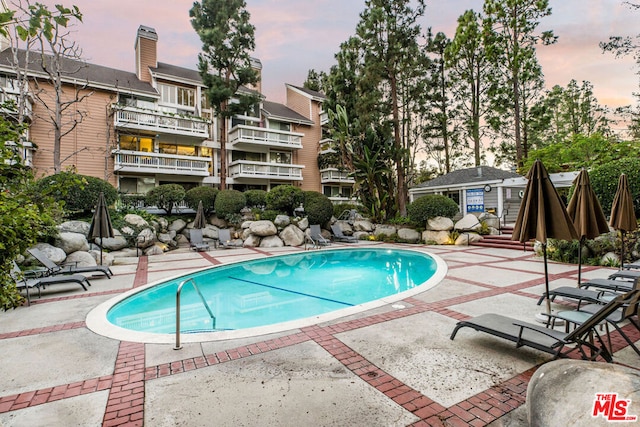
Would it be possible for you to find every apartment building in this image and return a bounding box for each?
[0,25,354,201]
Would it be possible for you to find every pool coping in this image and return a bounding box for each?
[86,247,448,344]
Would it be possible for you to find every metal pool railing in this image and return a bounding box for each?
[174,278,216,350]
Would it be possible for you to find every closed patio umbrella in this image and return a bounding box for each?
[512,159,579,317]
[193,200,207,229]
[609,174,637,269]
[88,192,114,265]
[566,168,609,283]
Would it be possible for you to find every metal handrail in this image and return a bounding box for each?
[174,278,216,350]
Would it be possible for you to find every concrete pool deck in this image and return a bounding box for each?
[1,242,639,426]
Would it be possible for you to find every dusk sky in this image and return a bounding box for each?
[30,0,640,109]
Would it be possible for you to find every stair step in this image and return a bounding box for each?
[472,241,535,251]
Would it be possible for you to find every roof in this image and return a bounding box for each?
[0,48,156,96]
[286,84,326,101]
[414,166,521,189]
[150,62,202,84]
[262,100,314,125]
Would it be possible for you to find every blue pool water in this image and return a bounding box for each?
[106,248,440,334]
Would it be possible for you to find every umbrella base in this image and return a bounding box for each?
[534,312,565,326]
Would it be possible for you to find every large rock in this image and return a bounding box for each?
[527,360,640,427]
[426,216,453,231]
[353,219,374,232]
[273,215,291,228]
[280,224,305,246]
[168,218,186,233]
[295,217,309,231]
[259,235,284,248]
[397,228,420,243]
[144,244,165,256]
[137,228,157,248]
[124,214,149,228]
[478,212,500,229]
[100,230,129,251]
[374,224,397,237]
[89,250,114,266]
[55,232,90,254]
[32,243,66,264]
[65,250,98,267]
[454,214,481,231]
[57,220,90,236]
[455,233,482,245]
[334,221,354,235]
[243,234,261,247]
[210,216,227,228]
[249,220,278,237]
[422,230,451,245]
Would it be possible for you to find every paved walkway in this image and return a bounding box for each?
[1,243,639,426]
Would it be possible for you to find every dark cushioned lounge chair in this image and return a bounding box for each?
[450,290,640,362]
[218,229,242,249]
[11,262,91,305]
[331,224,358,243]
[28,248,112,279]
[189,228,210,252]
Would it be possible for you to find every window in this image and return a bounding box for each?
[233,151,266,162]
[270,151,291,164]
[177,87,195,107]
[158,143,196,156]
[158,83,176,104]
[119,135,154,152]
[158,83,195,109]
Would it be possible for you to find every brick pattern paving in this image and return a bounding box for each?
[1,246,639,427]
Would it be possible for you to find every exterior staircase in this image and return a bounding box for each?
[470,225,535,252]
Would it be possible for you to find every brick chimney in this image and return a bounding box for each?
[135,25,157,83]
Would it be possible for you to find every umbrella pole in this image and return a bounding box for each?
[620,231,625,270]
[577,236,584,285]
[100,226,103,266]
[543,243,551,316]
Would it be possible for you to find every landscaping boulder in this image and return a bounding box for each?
[89,251,114,266]
[201,226,218,239]
[210,216,227,228]
[426,216,453,231]
[64,250,97,267]
[398,228,420,243]
[280,224,305,246]
[601,252,619,265]
[259,235,284,248]
[454,214,481,231]
[422,230,450,245]
[55,232,90,254]
[137,228,157,248]
[243,234,261,247]
[334,221,354,235]
[274,215,291,228]
[527,359,640,427]
[32,243,66,264]
[100,230,129,251]
[478,212,500,229]
[168,218,186,233]
[296,217,309,231]
[241,220,254,229]
[124,213,149,228]
[455,233,482,246]
[144,244,165,256]
[249,220,278,237]
[57,220,90,236]
[353,219,374,232]
[374,224,396,238]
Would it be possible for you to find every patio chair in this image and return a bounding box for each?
[28,248,112,279]
[608,269,640,281]
[189,228,210,252]
[537,277,638,307]
[11,261,91,305]
[218,229,242,249]
[331,224,358,243]
[449,291,640,362]
[307,225,331,249]
[549,289,640,357]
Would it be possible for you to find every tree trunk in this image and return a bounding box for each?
[390,73,406,216]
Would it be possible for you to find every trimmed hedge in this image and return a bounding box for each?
[146,184,185,215]
[214,189,246,220]
[265,185,304,215]
[184,186,218,213]
[407,194,459,224]
[589,157,640,218]
[35,172,118,214]
[303,191,333,226]
[244,189,267,208]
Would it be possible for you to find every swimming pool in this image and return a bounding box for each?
[87,247,447,344]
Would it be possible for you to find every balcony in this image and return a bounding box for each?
[228,125,303,150]
[0,90,33,120]
[229,160,304,181]
[321,168,354,184]
[113,106,210,138]
[112,150,211,176]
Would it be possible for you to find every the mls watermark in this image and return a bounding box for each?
[592,393,638,422]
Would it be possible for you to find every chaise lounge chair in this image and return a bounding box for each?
[449,290,640,362]
[28,248,112,279]
[11,262,91,305]
[306,224,331,249]
[331,224,358,243]
[189,228,210,252]
[537,277,638,307]
[218,229,242,249]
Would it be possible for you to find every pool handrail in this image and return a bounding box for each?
[174,278,216,350]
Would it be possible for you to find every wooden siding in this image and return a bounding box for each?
[136,36,156,83]
[29,82,116,186]
[286,88,321,192]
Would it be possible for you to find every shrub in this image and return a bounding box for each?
[214,189,246,220]
[333,202,362,219]
[145,184,185,215]
[265,185,304,215]
[244,189,267,208]
[259,209,280,222]
[590,157,640,218]
[303,191,333,226]
[407,195,459,224]
[35,172,118,214]
[184,186,218,213]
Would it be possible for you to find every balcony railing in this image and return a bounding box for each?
[113,106,210,138]
[112,150,211,176]
[228,125,303,149]
[320,168,354,183]
[229,160,303,180]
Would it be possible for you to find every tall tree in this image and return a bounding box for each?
[483,0,556,168]
[446,9,492,166]
[190,0,260,190]
[352,0,426,217]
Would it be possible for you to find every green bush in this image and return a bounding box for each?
[259,209,280,222]
[407,195,459,224]
[184,186,218,213]
[265,185,303,215]
[303,191,333,226]
[35,172,118,214]
[214,189,246,220]
[145,184,185,215]
[590,157,640,218]
[333,202,362,218]
[244,189,267,208]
